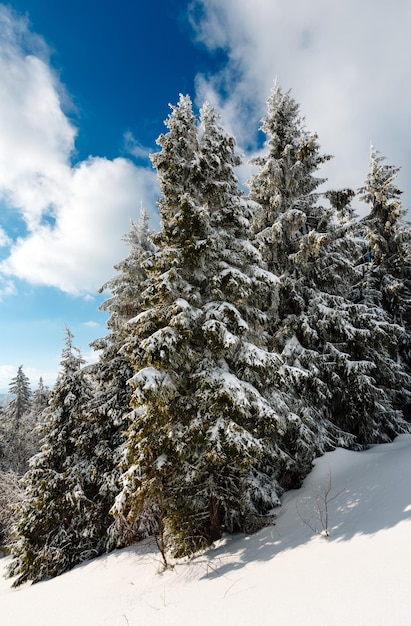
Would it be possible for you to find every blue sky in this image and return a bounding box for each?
[1,0,411,393]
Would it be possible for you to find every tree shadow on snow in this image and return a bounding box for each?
[196,436,411,579]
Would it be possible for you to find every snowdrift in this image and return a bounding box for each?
[2,435,411,626]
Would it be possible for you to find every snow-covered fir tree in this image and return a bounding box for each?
[0,468,24,550]
[88,208,156,545]
[249,83,411,447]
[6,366,32,427]
[248,84,345,448]
[113,96,298,557]
[5,86,411,580]
[358,149,411,326]
[31,378,50,416]
[0,366,34,474]
[358,148,411,418]
[0,407,4,464]
[8,330,118,585]
[249,82,332,277]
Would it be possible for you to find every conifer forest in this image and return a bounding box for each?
[1,84,410,585]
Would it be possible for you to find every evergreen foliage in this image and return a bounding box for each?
[249,83,411,447]
[6,86,411,580]
[6,366,32,428]
[0,366,36,474]
[249,82,332,276]
[358,148,411,417]
[0,469,23,550]
[8,330,116,585]
[31,378,50,416]
[114,96,297,557]
[359,148,411,328]
[88,209,156,546]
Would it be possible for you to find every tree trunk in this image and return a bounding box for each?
[209,494,223,542]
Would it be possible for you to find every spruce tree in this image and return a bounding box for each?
[90,208,155,438]
[359,148,411,328]
[88,208,156,545]
[248,84,344,448]
[8,330,115,585]
[0,468,23,550]
[358,148,411,418]
[249,83,411,447]
[1,366,34,474]
[114,97,295,557]
[6,366,32,427]
[31,378,50,416]
[249,82,332,277]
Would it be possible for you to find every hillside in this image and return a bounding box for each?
[2,434,411,626]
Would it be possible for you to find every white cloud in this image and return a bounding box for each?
[0,5,159,296]
[0,7,75,229]
[0,364,17,392]
[123,131,153,161]
[191,0,411,214]
[83,320,100,328]
[0,277,16,299]
[82,349,100,366]
[0,226,11,247]
[0,364,58,394]
[1,157,158,294]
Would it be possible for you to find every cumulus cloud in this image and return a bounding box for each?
[191,0,411,212]
[1,157,158,294]
[0,6,75,228]
[0,5,159,296]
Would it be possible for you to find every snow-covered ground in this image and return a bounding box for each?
[2,435,411,626]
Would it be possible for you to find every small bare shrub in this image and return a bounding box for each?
[296,468,345,538]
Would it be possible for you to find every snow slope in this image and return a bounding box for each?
[2,435,411,626]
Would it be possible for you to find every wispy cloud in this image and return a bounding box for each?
[0,277,16,299]
[83,320,100,328]
[191,0,411,212]
[123,131,153,161]
[0,226,11,247]
[0,5,159,296]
